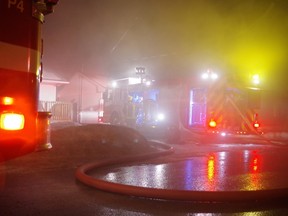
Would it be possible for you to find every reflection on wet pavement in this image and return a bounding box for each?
[91,149,288,192]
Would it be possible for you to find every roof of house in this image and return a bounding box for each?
[42,71,69,85]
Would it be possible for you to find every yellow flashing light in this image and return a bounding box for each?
[252,74,260,85]
[0,113,25,130]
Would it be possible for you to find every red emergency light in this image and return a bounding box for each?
[98,116,103,123]
[253,121,260,128]
[1,96,14,105]
[208,119,217,128]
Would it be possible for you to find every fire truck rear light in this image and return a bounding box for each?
[98,117,103,123]
[209,119,217,128]
[0,113,25,130]
[253,122,260,128]
[1,97,14,105]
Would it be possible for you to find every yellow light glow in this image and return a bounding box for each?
[252,74,260,85]
[1,97,14,105]
[0,113,25,130]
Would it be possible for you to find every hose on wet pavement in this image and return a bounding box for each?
[75,141,288,202]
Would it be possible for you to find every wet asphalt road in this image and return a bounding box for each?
[1,124,288,215]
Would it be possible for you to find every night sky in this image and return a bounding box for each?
[43,0,288,91]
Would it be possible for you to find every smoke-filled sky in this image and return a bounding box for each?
[43,0,288,90]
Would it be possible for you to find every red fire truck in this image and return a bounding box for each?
[184,70,262,136]
[0,0,58,162]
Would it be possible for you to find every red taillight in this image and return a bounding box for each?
[253,113,260,129]
[98,116,103,123]
[1,96,14,105]
[208,119,217,128]
[0,113,25,130]
[253,121,260,128]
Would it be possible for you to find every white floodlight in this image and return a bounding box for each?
[201,72,209,79]
[211,72,218,80]
[145,80,151,86]
[112,81,117,88]
[157,113,165,121]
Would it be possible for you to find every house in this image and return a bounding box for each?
[40,71,69,102]
[56,73,108,123]
[39,71,72,121]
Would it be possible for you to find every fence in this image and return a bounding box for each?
[39,101,74,121]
